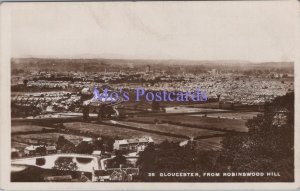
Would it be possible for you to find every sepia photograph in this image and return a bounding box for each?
[1,0,299,190]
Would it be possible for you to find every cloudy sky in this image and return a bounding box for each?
[11,1,297,62]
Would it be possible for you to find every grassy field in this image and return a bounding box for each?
[12,133,89,146]
[128,114,248,132]
[106,120,225,138]
[63,122,185,143]
[11,125,54,133]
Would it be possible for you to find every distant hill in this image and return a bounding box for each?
[11,57,294,73]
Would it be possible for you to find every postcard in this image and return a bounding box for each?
[0,1,299,190]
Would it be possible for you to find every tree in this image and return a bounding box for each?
[93,139,104,151]
[108,150,127,168]
[35,146,47,156]
[137,140,216,181]
[36,158,46,166]
[76,141,93,154]
[217,93,294,181]
[56,136,76,153]
[151,101,160,112]
[23,79,28,86]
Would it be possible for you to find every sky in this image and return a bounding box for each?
[11,1,298,62]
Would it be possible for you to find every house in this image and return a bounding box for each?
[93,168,139,182]
[11,148,20,158]
[113,137,154,151]
[24,145,57,156]
[46,146,57,154]
[82,138,93,144]
[110,169,127,181]
[24,145,37,156]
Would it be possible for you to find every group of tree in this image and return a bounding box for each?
[11,103,42,118]
[106,150,128,168]
[137,141,217,181]
[53,157,78,171]
[56,136,76,153]
[56,135,113,155]
[216,92,294,181]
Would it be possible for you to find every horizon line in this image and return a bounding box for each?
[11,57,294,64]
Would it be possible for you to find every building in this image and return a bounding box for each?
[24,145,38,156]
[46,146,57,154]
[93,168,139,182]
[209,69,219,76]
[146,65,151,73]
[113,137,154,151]
[11,148,20,158]
[24,145,57,156]
[82,138,93,144]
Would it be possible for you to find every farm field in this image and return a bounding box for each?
[11,141,29,150]
[63,122,185,143]
[106,120,225,138]
[190,111,260,120]
[128,114,248,132]
[11,125,54,133]
[12,133,89,146]
[194,137,223,151]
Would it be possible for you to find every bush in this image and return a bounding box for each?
[76,157,93,164]
[36,158,46,166]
